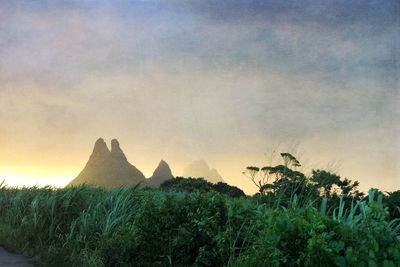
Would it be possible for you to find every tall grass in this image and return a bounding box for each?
[0,185,399,267]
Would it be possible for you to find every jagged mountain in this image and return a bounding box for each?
[182,160,224,183]
[68,138,146,187]
[143,160,174,188]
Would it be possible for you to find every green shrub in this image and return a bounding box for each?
[160,177,245,198]
[0,186,398,267]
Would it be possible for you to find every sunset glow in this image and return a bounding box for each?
[0,1,398,194]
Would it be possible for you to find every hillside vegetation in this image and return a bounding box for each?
[0,185,398,266]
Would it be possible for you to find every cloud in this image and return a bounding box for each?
[0,1,398,193]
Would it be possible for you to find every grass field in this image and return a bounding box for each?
[0,184,399,267]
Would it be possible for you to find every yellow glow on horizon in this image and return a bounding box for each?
[0,172,73,188]
[0,165,74,188]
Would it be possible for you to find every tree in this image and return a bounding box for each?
[310,170,362,198]
[213,182,245,198]
[383,190,400,219]
[244,152,304,196]
[160,177,246,198]
[337,178,363,198]
[280,153,301,168]
[160,177,212,193]
[243,166,263,195]
[311,170,341,197]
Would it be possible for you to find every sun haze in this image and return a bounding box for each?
[0,1,398,194]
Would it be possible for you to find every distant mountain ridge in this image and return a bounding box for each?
[68,138,174,188]
[182,160,224,183]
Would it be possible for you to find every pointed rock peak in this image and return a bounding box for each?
[85,138,111,166]
[96,137,105,144]
[93,138,110,155]
[68,138,146,187]
[110,138,127,161]
[158,160,169,167]
[111,139,120,150]
[154,160,172,172]
[151,159,174,179]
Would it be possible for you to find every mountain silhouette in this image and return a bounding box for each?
[182,160,224,183]
[143,160,174,188]
[68,138,146,187]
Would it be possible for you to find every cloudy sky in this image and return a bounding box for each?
[0,0,398,193]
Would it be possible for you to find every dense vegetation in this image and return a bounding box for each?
[160,177,245,198]
[0,153,398,266]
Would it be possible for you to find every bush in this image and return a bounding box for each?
[0,185,398,267]
[160,177,245,198]
[160,177,213,193]
[385,190,400,219]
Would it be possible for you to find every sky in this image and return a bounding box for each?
[0,0,398,194]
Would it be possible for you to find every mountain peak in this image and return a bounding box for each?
[89,137,111,163]
[144,160,174,188]
[110,138,127,161]
[152,160,173,179]
[93,138,110,154]
[68,138,145,187]
[111,138,120,150]
[95,137,105,144]
[183,160,224,183]
[158,159,169,167]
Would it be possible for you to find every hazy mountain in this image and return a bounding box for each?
[182,160,224,183]
[68,138,145,187]
[143,160,174,188]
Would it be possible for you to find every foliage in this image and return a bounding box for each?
[213,182,246,198]
[234,207,400,267]
[245,153,319,207]
[0,184,398,267]
[160,177,245,198]
[384,190,400,219]
[311,170,341,197]
[245,153,368,215]
[310,170,362,199]
[161,177,212,193]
